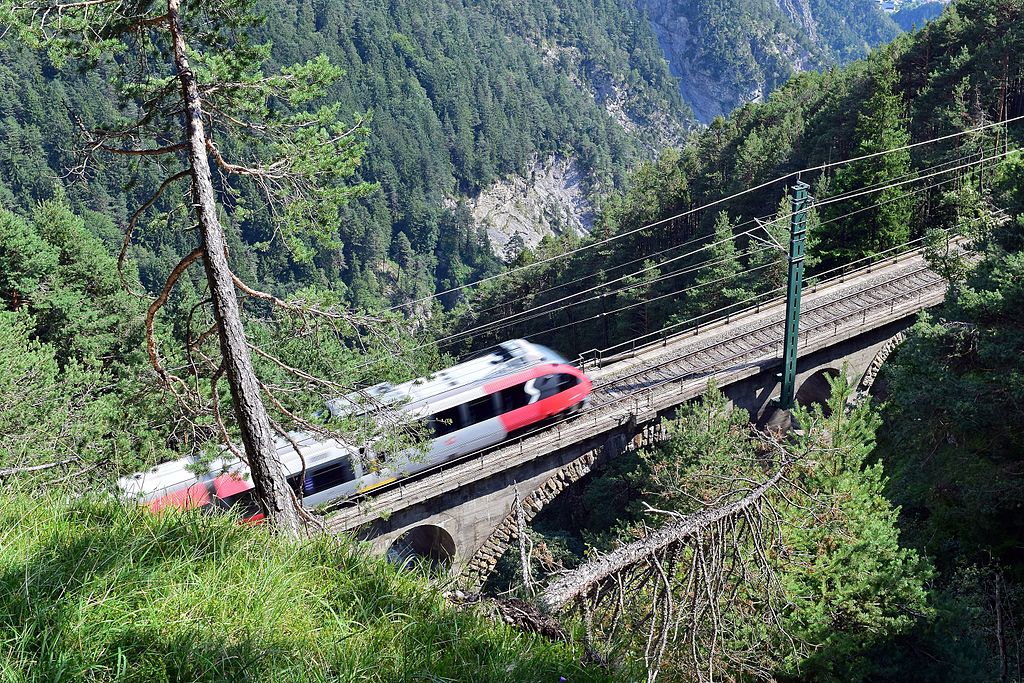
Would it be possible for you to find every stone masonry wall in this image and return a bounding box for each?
[459,420,666,590]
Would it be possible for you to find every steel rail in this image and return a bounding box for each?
[325,249,947,528]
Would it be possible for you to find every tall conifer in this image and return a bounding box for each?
[821,61,913,265]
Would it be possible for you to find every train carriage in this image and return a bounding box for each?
[119,339,592,519]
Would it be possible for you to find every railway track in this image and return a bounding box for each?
[325,245,949,532]
[592,258,942,405]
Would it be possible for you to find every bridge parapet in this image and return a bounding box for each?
[324,246,952,576]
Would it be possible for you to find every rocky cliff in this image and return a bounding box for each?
[469,156,595,260]
[638,0,901,122]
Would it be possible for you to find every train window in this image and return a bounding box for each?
[221,489,262,518]
[467,394,498,424]
[430,406,462,437]
[535,374,561,400]
[303,458,356,495]
[500,383,530,411]
[558,374,579,391]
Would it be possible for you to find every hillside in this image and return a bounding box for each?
[0,491,618,682]
[0,0,691,309]
[639,0,904,121]
[451,0,1023,360]
[0,0,933,304]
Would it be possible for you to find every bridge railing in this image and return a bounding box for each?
[576,234,940,371]
[550,271,943,440]
[328,259,946,522]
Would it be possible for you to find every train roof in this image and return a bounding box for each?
[326,339,570,418]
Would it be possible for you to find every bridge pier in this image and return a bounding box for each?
[723,316,913,423]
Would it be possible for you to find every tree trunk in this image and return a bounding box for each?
[996,571,1009,683]
[167,0,302,536]
[539,465,787,612]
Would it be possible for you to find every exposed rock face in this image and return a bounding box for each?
[639,0,816,122]
[539,39,689,150]
[777,0,821,42]
[468,156,595,260]
[637,0,899,123]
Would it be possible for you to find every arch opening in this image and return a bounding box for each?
[386,524,457,571]
[795,368,842,414]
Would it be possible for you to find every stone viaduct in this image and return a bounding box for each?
[324,247,944,588]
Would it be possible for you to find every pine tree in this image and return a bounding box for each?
[747,195,790,292]
[609,260,661,345]
[392,231,415,289]
[587,381,931,680]
[0,201,142,370]
[782,376,932,680]
[749,193,823,294]
[3,0,372,534]
[821,60,913,266]
[685,210,748,318]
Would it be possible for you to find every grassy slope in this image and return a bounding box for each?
[0,492,615,683]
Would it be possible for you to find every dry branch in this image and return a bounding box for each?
[119,169,190,297]
[0,458,77,478]
[146,246,202,385]
[99,142,185,156]
[539,464,789,613]
[448,592,569,642]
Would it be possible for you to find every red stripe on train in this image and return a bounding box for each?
[491,363,593,433]
[498,388,589,432]
[149,482,210,512]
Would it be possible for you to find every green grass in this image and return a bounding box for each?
[0,491,617,683]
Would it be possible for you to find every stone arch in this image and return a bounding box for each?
[386,524,457,571]
[458,426,640,590]
[855,330,909,400]
[795,367,842,411]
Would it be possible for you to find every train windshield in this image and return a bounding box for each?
[531,343,569,365]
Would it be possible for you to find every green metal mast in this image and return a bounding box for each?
[778,181,811,410]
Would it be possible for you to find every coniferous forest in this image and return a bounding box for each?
[1,0,1023,680]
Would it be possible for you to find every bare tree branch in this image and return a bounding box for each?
[118,169,190,297]
[146,246,202,385]
[99,142,185,156]
[0,458,77,478]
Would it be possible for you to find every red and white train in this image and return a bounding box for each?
[118,339,592,519]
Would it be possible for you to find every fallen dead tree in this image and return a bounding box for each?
[536,455,792,683]
[538,464,788,613]
[453,379,931,682]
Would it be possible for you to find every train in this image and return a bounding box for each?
[118,339,593,520]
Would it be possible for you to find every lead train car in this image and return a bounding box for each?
[119,339,593,519]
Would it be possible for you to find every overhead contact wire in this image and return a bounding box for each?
[388,115,1024,312]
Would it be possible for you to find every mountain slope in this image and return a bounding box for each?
[0,491,620,682]
[450,0,1022,359]
[0,0,693,307]
[639,0,904,121]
